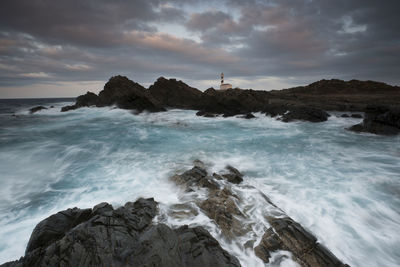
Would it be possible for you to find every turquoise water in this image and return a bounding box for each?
[0,99,399,266]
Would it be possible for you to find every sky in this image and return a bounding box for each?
[0,0,399,98]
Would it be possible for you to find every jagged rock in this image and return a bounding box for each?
[255,217,349,267]
[221,165,243,184]
[170,162,348,266]
[62,76,165,113]
[348,106,400,135]
[238,113,255,119]
[2,198,240,267]
[200,187,247,237]
[98,75,165,112]
[29,106,47,114]
[148,77,202,109]
[281,106,330,123]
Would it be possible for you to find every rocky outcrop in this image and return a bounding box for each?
[281,106,330,123]
[254,217,349,266]
[348,106,400,135]
[62,76,165,113]
[2,198,240,267]
[29,106,47,114]
[61,92,99,112]
[148,77,202,109]
[262,104,329,123]
[170,161,348,266]
[195,88,271,117]
[61,76,399,130]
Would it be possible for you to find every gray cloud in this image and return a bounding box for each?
[0,0,399,97]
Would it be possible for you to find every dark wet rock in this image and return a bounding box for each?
[281,106,330,123]
[62,76,165,113]
[29,106,47,114]
[348,106,400,135]
[98,75,165,112]
[76,91,99,107]
[50,105,54,108]
[148,77,202,109]
[61,105,78,112]
[171,164,219,192]
[238,113,255,119]
[255,217,349,267]
[196,110,217,117]
[340,114,350,118]
[170,161,348,266]
[200,187,246,237]
[221,165,244,184]
[3,198,240,267]
[350,113,362,118]
[25,207,93,253]
[61,92,99,112]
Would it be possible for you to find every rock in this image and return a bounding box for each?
[3,198,240,267]
[29,106,47,114]
[281,106,329,123]
[61,105,78,112]
[340,114,350,118]
[170,162,348,266]
[148,77,202,109]
[98,75,165,112]
[255,217,349,266]
[221,165,244,184]
[62,76,165,113]
[348,106,400,135]
[238,113,255,119]
[75,91,99,107]
[196,111,217,117]
[350,113,362,118]
[200,187,246,237]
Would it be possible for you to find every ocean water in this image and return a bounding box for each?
[0,98,399,266]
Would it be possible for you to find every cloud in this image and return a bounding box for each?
[0,0,399,97]
[19,72,50,78]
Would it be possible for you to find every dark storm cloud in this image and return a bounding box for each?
[0,0,399,96]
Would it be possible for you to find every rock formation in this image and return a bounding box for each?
[2,198,240,267]
[148,77,202,109]
[348,106,400,135]
[29,106,47,114]
[170,161,349,266]
[62,76,165,113]
[61,76,400,133]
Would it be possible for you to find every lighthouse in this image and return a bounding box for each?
[220,73,232,90]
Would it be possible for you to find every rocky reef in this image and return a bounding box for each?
[61,75,400,134]
[1,161,349,267]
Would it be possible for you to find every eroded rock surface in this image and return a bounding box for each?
[170,161,349,267]
[2,198,240,267]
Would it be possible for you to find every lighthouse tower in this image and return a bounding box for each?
[220,73,232,90]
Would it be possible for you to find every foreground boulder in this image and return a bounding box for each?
[348,106,400,135]
[170,161,348,266]
[2,198,240,267]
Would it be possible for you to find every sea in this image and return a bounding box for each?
[0,98,399,266]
